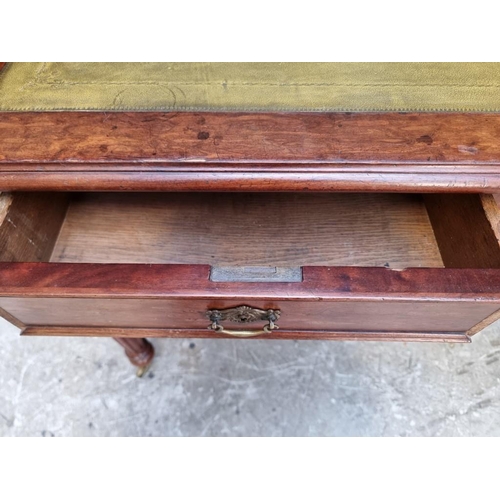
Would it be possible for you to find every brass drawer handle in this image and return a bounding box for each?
[207,306,280,338]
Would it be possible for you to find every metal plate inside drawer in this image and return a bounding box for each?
[210,266,303,282]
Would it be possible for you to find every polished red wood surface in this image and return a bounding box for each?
[1,263,500,298]
[113,337,154,369]
[0,264,499,341]
[1,112,500,191]
[1,111,500,344]
[2,296,496,334]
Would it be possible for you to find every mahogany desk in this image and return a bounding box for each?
[1,63,500,375]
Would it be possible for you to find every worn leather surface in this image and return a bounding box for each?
[1,62,500,112]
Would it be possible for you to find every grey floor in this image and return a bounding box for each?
[1,316,500,437]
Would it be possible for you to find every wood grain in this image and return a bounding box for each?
[2,264,500,298]
[0,193,13,223]
[2,112,500,192]
[0,192,69,262]
[1,264,499,338]
[23,327,471,343]
[2,296,497,334]
[467,308,500,337]
[424,194,500,268]
[4,171,500,193]
[51,192,443,268]
[3,112,500,164]
[0,305,25,329]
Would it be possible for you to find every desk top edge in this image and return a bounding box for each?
[1,111,500,192]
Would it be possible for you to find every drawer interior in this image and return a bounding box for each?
[52,192,444,268]
[1,192,499,269]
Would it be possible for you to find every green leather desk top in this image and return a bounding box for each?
[1,62,500,112]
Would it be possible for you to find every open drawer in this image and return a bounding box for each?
[1,191,500,342]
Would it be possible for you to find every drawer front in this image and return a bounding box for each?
[1,263,500,342]
[0,296,497,343]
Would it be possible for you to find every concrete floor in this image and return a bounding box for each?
[1,316,500,436]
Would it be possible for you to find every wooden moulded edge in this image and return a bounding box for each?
[19,326,471,343]
[467,309,500,337]
[2,112,500,192]
[0,305,25,330]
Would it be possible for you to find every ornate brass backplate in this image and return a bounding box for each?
[206,306,281,337]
